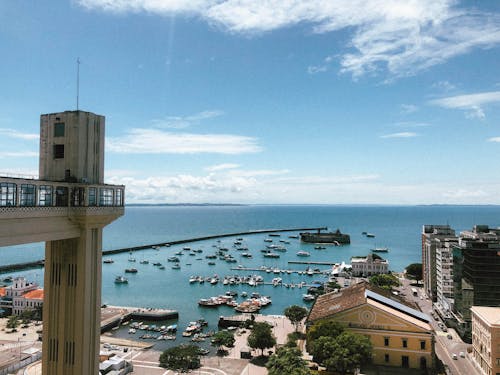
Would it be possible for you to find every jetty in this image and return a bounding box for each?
[0,226,327,273]
[100,305,178,333]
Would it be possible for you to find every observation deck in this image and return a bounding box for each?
[0,176,124,247]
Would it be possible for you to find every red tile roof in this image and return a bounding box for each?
[23,289,44,300]
[0,287,5,297]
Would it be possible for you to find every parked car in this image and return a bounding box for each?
[459,352,465,358]
[447,334,452,339]
[452,353,458,360]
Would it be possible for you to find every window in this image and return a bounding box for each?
[38,185,53,206]
[385,354,390,363]
[54,122,65,137]
[402,338,408,348]
[115,188,123,206]
[0,182,17,206]
[88,188,97,206]
[55,186,68,207]
[420,340,426,350]
[20,184,36,206]
[71,187,85,207]
[384,337,389,346]
[99,188,114,206]
[54,144,64,159]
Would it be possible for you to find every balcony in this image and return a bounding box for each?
[0,176,125,247]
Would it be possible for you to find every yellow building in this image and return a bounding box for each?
[307,281,434,370]
[471,306,500,375]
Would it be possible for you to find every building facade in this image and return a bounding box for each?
[0,277,43,316]
[307,282,434,370]
[435,238,458,318]
[422,225,457,302]
[351,254,389,277]
[471,306,500,375]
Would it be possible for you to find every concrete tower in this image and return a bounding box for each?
[0,110,124,375]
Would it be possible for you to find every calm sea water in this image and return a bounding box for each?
[2,205,499,350]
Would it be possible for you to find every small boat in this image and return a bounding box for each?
[153,262,162,266]
[128,258,136,262]
[303,294,315,301]
[314,246,326,250]
[366,233,375,238]
[166,324,177,332]
[361,231,367,235]
[288,235,299,239]
[139,260,149,264]
[371,247,389,252]
[269,233,280,237]
[103,259,114,264]
[114,276,128,284]
[128,328,136,334]
[296,251,310,257]
[167,256,180,262]
[159,265,166,270]
[125,268,138,273]
[208,262,216,265]
[264,238,273,243]
[172,264,181,270]
[263,251,280,258]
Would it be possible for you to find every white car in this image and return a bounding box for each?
[459,352,465,358]
[452,353,458,360]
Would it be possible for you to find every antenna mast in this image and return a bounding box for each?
[76,57,81,110]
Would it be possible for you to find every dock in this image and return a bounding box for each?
[0,226,327,273]
[288,260,338,265]
[100,305,178,333]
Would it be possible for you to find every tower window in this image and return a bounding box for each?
[54,144,64,159]
[54,122,65,137]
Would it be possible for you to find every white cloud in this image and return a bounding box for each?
[380,132,418,138]
[106,128,262,154]
[307,65,328,75]
[488,137,500,143]
[430,91,500,119]
[205,163,240,172]
[400,104,418,114]
[77,1,500,78]
[0,151,38,158]
[432,80,456,92]
[151,110,224,129]
[442,189,488,199]
[0,128,39,140]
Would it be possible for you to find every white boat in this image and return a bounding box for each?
[371,246,389,252]
[296,251,310,257]
[114,275,128,284]
[103,259,114,264]
[303,294,315,301]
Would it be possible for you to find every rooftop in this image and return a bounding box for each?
[471,306,500,326]
[23,289,44,300]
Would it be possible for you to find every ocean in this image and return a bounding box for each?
[1,204,499,351]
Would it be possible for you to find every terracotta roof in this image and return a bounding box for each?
[23,289,44,300]
[307,280,429,324]
[308,281,367,322]
[0,287,5,297]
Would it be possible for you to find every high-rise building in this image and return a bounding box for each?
[422,225,457,302]
[0,110,124,375]
[435,237,458,318]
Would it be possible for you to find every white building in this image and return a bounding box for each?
[0,277,43,316]
[435,238,458,317]
[351,254,388,277]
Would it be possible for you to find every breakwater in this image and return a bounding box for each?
[0,226,326,273]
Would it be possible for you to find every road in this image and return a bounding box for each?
[395,277,479,375]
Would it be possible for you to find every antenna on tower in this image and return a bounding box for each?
[76,57,81,110]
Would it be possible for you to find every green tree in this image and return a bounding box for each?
[211,330,235,355]
[247,322,276,356]
[284,305,308,332]
[305,320,344,352]
[267,347,311,375]
[159,344,201,373]
[368,273,400,290]
[406,263,423,282]
[6,316,19,329]
[311,332,372,375]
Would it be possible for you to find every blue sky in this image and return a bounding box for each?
[1,0,500,204]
